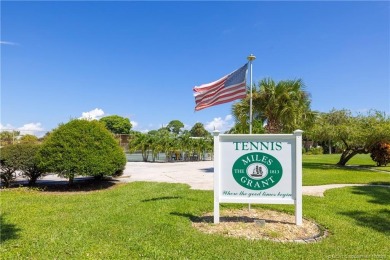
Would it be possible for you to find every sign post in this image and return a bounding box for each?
[213,130,303,225]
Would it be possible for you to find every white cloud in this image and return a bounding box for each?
[205,114,234,133]
[18,123,44,136]
[18,123,43,131]
[0,41,18,46]
[0,123,14,130]
[225,114,233,121]
[1,122,45,137]
[130,121,138,128]
[79,108,105,120]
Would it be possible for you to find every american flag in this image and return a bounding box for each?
[193,63,248,111]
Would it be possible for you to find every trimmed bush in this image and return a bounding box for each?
[38,119,127,184]
[306,146,323,155]
[370,142,390,166]
[1,143,47,187]
[0,145,20,187]
[17,143,47,185]
[19,134,39,144]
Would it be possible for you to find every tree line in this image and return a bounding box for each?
[229,78,389,166]
[0,118,213,187]
[1,77,389,187]
[0,120,126,187]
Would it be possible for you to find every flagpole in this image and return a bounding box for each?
[247,54,256,212]
[247,54,256,134]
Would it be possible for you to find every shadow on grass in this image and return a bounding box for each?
[303,162,354,172]
[0,214,21,243]
[170,212,202,222]
[339,209,390,235]
[170,211,260,223]
[339,187,390,235]
[142,196,182,202]
[11,179,120,193]
[170,212,295,225]
[303,162,388,173]
[351,186,390,205]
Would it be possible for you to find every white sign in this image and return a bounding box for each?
[213,130,303,225]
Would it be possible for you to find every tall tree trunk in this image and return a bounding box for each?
[28,175,38,186]
[68,174,74,185]
[142,150,148,162]
[1,173,12,188]
[337,147,369,166]
[337,149,358,166]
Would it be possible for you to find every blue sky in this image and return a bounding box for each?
[1,1,389,135]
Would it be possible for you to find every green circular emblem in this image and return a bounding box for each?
[232,152,283,190]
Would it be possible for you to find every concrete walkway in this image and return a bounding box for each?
[118,161,387,197]
[14,161,388,197]
[119,161,214,190]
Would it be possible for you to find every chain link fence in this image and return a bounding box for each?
[125,151,212,162]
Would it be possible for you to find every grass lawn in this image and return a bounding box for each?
[303,154,390,186]
[1,154,389,259]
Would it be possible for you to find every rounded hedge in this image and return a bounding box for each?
[38,119,126,183]
[13,143,46,185]
[0,145,20,187]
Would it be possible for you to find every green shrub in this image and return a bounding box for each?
[19,134,39,144]
[38,119,127,184]
[99,115,132,134]
[0,145,19,187]
[307,146,324,155]
[0,143,47,187]
[17,143,47,185]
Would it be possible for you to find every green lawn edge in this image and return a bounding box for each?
[1,154,389,259]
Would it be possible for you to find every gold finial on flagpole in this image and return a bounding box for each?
[247,54,256,61]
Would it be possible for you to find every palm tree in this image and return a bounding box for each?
[128,132,152,162]
[231,99,250,133]
[148,131,162,162]
[231,86,264,134]
[178,133,192,161]
[232,78,316,134]
[155,128,173,162]
[190,122,209,137]
[263,79,315,133]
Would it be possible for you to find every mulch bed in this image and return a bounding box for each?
[193,208,327,243]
